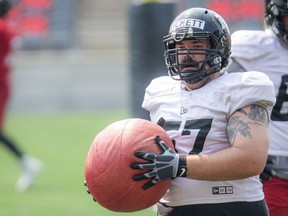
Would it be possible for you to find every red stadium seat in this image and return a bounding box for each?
[19,15,49,36]
[22,0,52,10]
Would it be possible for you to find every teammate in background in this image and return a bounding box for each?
[0,0,42,192]
[226,0,288,215]
[130,7,275,216]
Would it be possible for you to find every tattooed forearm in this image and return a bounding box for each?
[236,104,268,125]
[227,115,252,144]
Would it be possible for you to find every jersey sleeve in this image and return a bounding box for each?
[142,76,177,111]
[229,72,276,117]
[230,30,270,60]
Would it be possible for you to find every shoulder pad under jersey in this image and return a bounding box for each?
[231,30,275,60]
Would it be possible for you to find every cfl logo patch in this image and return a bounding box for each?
[212,186,233,195]
[180,107,188,115]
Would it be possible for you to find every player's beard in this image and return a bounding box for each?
[182,71,221,91]
[180,58,207,91]
[182,76,209,91]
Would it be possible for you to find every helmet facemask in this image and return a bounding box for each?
[164,33,225,84]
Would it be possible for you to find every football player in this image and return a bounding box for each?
[0,0,43,192]
[226,0,288,215]
[130,7,276,216]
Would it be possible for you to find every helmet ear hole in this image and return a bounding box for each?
[212,55,222,66]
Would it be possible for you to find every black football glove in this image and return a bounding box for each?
[131,136,187,190]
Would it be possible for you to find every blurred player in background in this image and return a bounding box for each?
[130,7,275,216]
[0,0,42,192]
[227,0,288,215]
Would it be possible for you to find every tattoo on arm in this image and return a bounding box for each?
[236,104,268,125]
[227,115,252,144]
[227,104,268,145]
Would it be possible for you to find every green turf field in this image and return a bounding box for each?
[0,111,155,216]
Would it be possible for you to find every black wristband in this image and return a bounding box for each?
[177,155,187,177]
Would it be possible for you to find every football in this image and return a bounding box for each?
[84,118,174,212]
